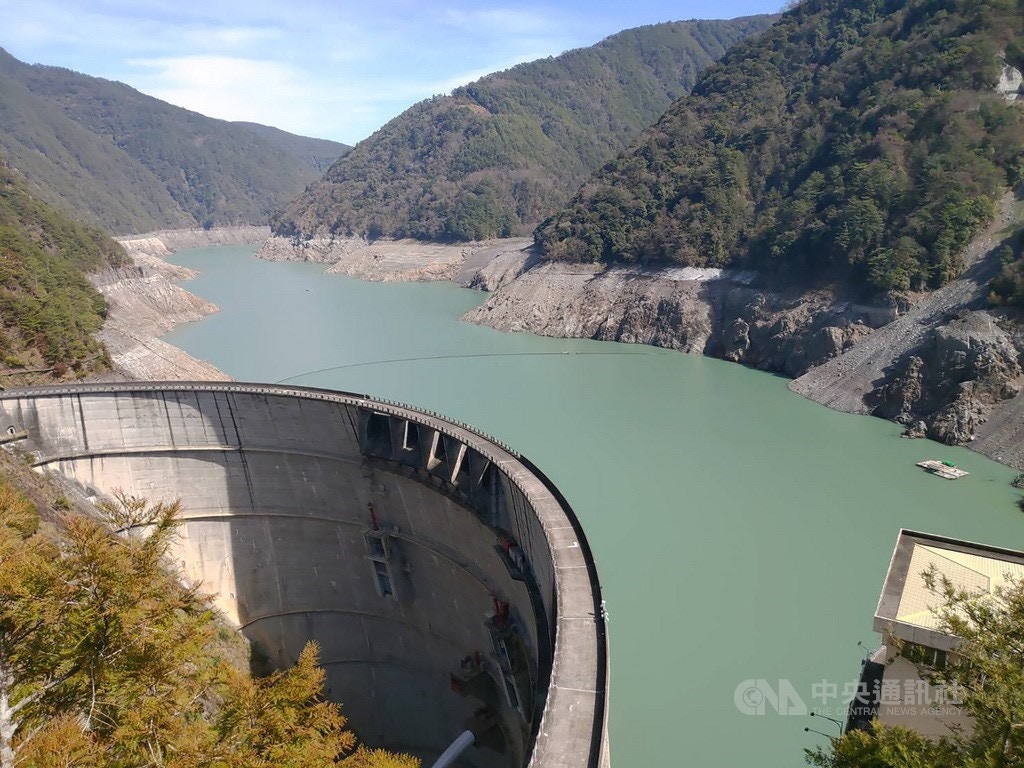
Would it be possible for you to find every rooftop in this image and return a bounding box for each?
[874,530,1024,650]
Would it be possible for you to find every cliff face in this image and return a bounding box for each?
[868,312,1024,444]
[463,258,891,376]
[93,229,248,382]
[468,191,1024,467]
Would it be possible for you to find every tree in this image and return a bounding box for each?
[0,485,419,768]
[809,725,959,768]
[807,567,1024,767]
[0,492,220,767]
[214,643,355,767]
[342,746,422,768]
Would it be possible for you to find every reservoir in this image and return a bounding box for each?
[164,245,1024,767]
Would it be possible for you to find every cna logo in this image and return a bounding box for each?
[734,679,808,716]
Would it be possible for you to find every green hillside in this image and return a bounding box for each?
[0,158,127,377]
[536,0,1024,293]
[273,16,776,242]
[0,48,348,234]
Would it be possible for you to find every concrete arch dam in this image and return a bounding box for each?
[0,383,608,768]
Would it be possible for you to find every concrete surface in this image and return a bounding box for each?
[0,383,609,768]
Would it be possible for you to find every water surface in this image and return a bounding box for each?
[165,245,1024,767]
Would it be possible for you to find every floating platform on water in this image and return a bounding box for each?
[917,460,969,480]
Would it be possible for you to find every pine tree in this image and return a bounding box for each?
[215,642,356,766]
[0,485,419,767]
[342,746,422,768]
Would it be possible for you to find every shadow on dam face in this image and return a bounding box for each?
[0,383,609,768]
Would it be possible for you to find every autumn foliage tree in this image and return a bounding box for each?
[0,482,419,768]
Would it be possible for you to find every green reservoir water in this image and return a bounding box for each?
[165,245,1024,767]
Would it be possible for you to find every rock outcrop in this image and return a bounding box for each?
[256,235,533,285]
[868,312,1024,445]
[95,229,250,381]
[463,261,892,376]
[998,64,1023,102]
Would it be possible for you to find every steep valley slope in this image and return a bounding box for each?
[271,15,776,245]
[460,0,1024,468]
[464,191,1024,466]
[0,48,348,234]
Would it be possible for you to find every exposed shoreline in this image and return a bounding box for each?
[256,234,534,285]
[126,220,1024,471]
[93,226,269,382]
[265,203,1024,472]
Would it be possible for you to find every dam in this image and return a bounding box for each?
[0,382,609,768]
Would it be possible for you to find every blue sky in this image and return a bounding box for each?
[0,0,782,145]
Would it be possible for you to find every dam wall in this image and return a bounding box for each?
[0,383,608,768]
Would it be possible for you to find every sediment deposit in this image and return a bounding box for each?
[256,236,533,285]
[94,228,263,381]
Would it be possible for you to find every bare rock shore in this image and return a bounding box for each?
[462,256,891,377]
[94,228,256,381]
[791,191,1024,467]
[230,207,1024,469]
[465,191,1024,468]
[256,235,533,285]
[120,226,269,257]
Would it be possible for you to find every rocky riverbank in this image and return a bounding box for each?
[462,256,893,376]
[465,191,1024,467]
[243,207,1024,469]
[91,228,260,381]
[120,225,269,256]
[791,191,1024,467]
[256,235,532,285]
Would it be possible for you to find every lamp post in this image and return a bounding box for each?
[805,726,834,740]
[811,711,844,735]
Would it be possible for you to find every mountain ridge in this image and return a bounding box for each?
[272,15,777,243]
[0,47,349,234]
[535,0,1024,296]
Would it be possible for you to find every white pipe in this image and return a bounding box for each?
[430,730,476,768]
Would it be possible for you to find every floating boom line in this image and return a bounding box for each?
[275,350,655,384]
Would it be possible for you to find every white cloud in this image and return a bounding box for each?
[127,55,323,135]
[180,26,282,50]
[442,7,553,34]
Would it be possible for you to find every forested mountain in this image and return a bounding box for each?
[0,48,349,234]
[536,0,1024,294]
[273,16,776,242]
[0,158,127,378]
